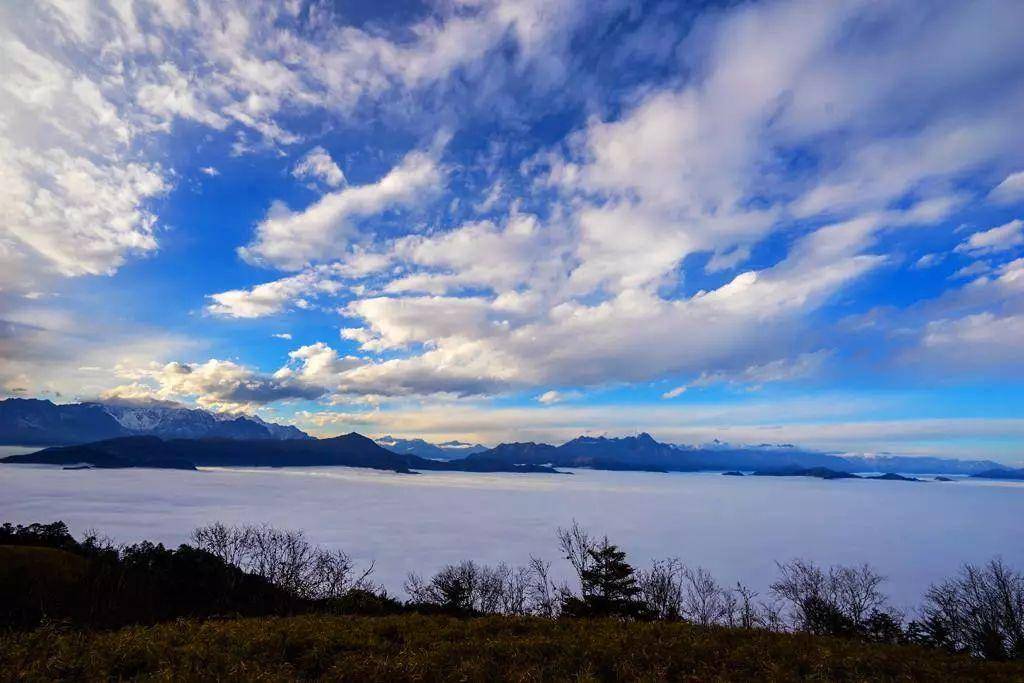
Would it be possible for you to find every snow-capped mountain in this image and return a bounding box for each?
[95,403,310,440]
[0,398,309,445]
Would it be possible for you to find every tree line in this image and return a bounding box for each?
[2,520,1022,661]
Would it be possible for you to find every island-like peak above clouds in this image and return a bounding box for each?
[0,398,309,445]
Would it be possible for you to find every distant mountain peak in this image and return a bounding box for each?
[374,435,487,460]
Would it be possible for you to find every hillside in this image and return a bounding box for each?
[3,613,1022,682]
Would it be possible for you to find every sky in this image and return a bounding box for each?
[1,0,1024,463]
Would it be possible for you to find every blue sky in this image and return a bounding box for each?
[2,0,1024,462]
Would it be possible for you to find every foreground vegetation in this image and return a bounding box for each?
[5,613,1024,682]
[2,519,1023,680]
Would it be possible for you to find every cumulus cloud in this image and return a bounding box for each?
[105,358,325,413]
[293,147,345,188]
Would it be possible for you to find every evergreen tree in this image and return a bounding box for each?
[562,539,648,618]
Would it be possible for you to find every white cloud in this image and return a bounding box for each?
[955,219,1024,256]
[200,166,220,176]
[0,301,194,402]
[106,357,325,413]
[661,386,686,400]
[207,268,344,318]
[273,333,292,340]
[536,390,579,404]
[206,254,393,318]
[989,171,1024,204]
[914,253,944,269]
[239,148,444,270]
[920,313,1024,370]
[293,147,346,188]
[1,0,600,290]
[950,261,991,280]
[190,0,1024,404]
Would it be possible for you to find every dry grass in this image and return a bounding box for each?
[3,613,1024,682]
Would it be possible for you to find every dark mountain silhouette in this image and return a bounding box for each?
[865,473,922,482]
[1,434,561,474]
[464,433,1004,475]
[0,398,309,445]
[467,434,833,472]
[752,467,860,480]
[0,398,125,445]
[971,468,1024,480]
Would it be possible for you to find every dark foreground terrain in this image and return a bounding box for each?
[3,614,1024,682]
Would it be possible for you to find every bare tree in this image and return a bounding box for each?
[771,559,892,637]
[638,558,685,620]
[498,564,532,616]
[526,556,560,617]
[190,523,372,601]
[833,564,887,625]
[557,520,597,583]
[406,560,535,615]
[681,566,730,627]
[191,522,252,568]
[918,558,1024,660]
[732,583,761,629]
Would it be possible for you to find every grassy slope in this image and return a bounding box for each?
[0,545,87,576]
[3,614,1024,682]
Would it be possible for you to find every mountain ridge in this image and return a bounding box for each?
[374,435,487,460]
[464,433,1005,475]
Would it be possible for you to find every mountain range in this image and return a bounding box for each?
[374,435,487,460]
[0,398,308,445]
[1,398,1014,476]
[0,434,559,474]
[461,433,1007,475]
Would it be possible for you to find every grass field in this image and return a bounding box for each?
[3,613,1024,682]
